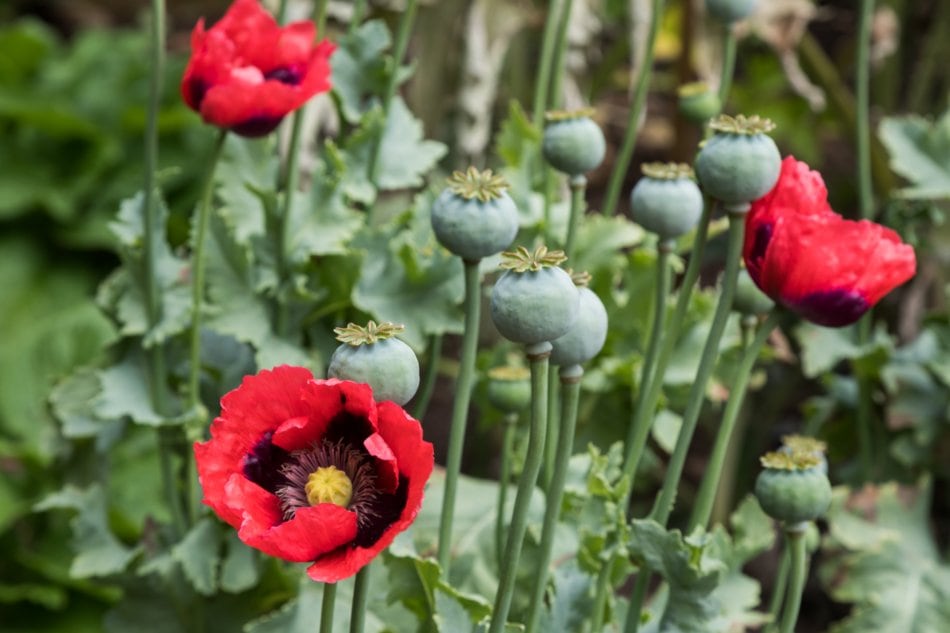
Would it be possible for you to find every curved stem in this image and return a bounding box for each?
[187,130,228,412]
[275,110,305,338]
[437,261,482,572]
[542,370,560,492]
[525,366,583,633]
[602,0,666,217]
[320,582,337,633]
[349,566,370,633]
[367,0,419,188]
[488,344,551,633]
[412,334,443,421]
[564,175,586,258]
[588,560,612,633]
[547,0,575,109]
[767,544,791,630]
[620,204,712,506]
[496,414,517,569]
[718,27,737,105]
[621,241,672,494]
[778,527,808,633]
[649,210,746,526]
[689,310,780,530]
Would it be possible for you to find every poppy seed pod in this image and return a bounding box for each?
[706,0,758,24]
[695,114,782,207]
[327,322,420,406]
[630,163,704,240]
[542,109,607,177]
[549,279,608,367]
[430,168,519,261]
[754,450,831,525]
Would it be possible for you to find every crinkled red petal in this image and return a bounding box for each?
[272,379,377,452]
[194,365,313,529]
[226,475,358,562]
[306,402,434,583]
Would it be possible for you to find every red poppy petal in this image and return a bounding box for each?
[228,475,358,562]
[363,433,399,494]
[305,403,433,582]
[194,440,242,529]
[272,380,378,452]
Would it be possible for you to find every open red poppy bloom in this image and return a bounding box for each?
[194,366,433,582]
[181,0,334,137]
[744,157,916,327]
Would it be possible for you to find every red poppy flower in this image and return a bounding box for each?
[744,157,916,327]
[181,0,335,137]
[194,366,434,582]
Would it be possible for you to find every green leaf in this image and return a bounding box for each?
[538,561,595,633]
[220,530,261,594]
[494,100,541,168]
[353,216,465,348]
[650,410,682,455]
[94,353,164,426]
[286,166,364,262]
[35,484,139,578]
[172,518,220,596]
[879,111,950,199]
[820,480,950,633]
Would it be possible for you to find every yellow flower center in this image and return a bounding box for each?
[305,466,353,508]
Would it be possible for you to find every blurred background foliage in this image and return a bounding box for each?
[1,0,949,630]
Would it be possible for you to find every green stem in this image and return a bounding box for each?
[349,566,370,633]
[854,0,875,481]
[276,0,289,24]
[718,27,737,105]
[437,261,482,573]
[525,366,583,633]
[349,0,367,33]
[367,0,419,188]
[145,0,184,535]
[588,561,612,633]
[767,544,791,629]
[314,0,329,38]
[542,370,560,492]
[778,527,808,633]
[689,310,780,530]
[649,209,746,526]
[275,110,304,338]
[622,571,651,633]
[187,130,228,413]
[564,175,586,257]
[906,0,950,112]
[602,0,666,217]
[320,582,337,633]
[496,414,517,569]
[488,343,551,633]
[547,0,575,109]
[856,0,874,220]
[412,334,443,421]
[620,204,712,505]
[531,0,564,128]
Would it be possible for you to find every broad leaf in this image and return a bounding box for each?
[820,480,950,633]
[879,111,950,199]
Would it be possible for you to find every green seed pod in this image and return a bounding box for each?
[754,450,832,525]
[431,167,520,261]
[706,0,757,24]
[678,81,722,123]
[486,365,531,413]
[695,114,782,207]
[733,268,775,316]
[490,246,580,345]
[542,108,607,177]
[327,321,420,406]
[780,434,829,475]
[550,273,608,367]
[630,163,704,240]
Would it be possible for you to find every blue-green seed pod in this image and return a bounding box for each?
[431,167,519,261]
[486,366,532,414]
[733,268,774,316]
[550,276,608,366]
[678,81,722,123]
[542,109,607,177]
[490,247,580,345]
[754,451,832,525]
[327,321,420,406]
[630,163,704,240]
[706,0,757,24]
[695,114,781,206]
